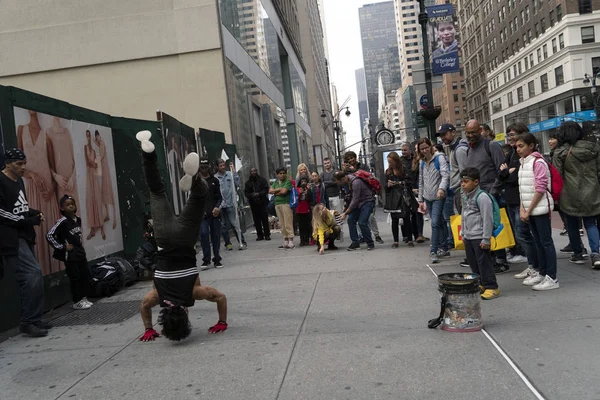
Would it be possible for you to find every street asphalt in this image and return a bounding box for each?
[1,212,599,400]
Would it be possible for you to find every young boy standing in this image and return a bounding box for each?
[47,195,94,309]
[460,168,499,300]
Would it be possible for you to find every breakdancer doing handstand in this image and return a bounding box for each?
[136,131,228,342]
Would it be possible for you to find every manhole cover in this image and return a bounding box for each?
[52,301,140,326]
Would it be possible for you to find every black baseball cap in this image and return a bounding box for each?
[199,158,210,167]
[437,124,456,136]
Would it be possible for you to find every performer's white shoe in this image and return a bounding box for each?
[136,130,155,153]
[179,152,200,192]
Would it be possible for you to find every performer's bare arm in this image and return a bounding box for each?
[193,280,228,323]
[140,289,159,330]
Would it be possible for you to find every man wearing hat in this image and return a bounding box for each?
[0,148,50,337]
[438,123,468,252]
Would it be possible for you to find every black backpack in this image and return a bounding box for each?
[90,261,124,297]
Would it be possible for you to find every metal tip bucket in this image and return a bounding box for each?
[436,273,483,332]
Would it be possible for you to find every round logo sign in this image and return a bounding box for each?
[376,129,395,146]
[420,94,428,109]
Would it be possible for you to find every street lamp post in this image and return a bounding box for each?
[321,107,351,169]
[418,0,441,139]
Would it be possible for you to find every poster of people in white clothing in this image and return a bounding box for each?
[13,107,124,276]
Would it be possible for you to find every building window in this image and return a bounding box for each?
[529,53,534,66]
[549,10,555,26]
[592,57,600,75]
[564,98,574,114]
[580,0,592,14]
[537,48,542,63]
[558,33,564,49]
[452,82,458,89]
[456,119,462,127]
[555,66,564,85]
[557,5,562,21]
[507,92,514,107]
[528,80,535,97]
[540,74,549,92]
[525,57,529,70]
[453,94,459,102]
[581,26,595,44]
[552,38,557,53]
[517,87,524,102]
[454,106,460,114]
[543,44,548,59]
[492,98,502,113]
[541,18,546,33]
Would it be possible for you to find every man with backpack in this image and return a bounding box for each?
[460,167,500,300]
[343,151,384,244]
[465,119,510,273]
[334,170,376,251]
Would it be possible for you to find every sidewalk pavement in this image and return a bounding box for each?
[1,213,600,400]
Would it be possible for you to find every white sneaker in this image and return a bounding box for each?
[81,297,93,307]
[287,241,295,249]
[532,275,560,291]
[135,130,152,141]
[72,300,92,310]
[523,271,544,286]
[506,253,514,262]
[514,266,534,279]
[508,255,528,264]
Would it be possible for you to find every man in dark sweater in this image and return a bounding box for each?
[244,168,271,241]
[335,171,375,251]
[0,148,50,337]
[199,158,223,270]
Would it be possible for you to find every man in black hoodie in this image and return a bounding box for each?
[244,168,271,241]
[199,158,223,270]
[0,148,50,337]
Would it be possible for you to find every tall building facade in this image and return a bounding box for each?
[359,1,402,129]
[458,0,489,124]
[0,0,311,178]
[486,0,600,153]
[355,68,369,135]
[394,0,435,141]
[298,0,334,172]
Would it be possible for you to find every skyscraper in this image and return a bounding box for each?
[359,1,402,129]
[355,68,369,135]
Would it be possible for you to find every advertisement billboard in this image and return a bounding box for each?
[428,4,460,75]
[13,107,124,275]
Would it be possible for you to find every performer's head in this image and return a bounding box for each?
[3,148,27,178]
[158,303,192,341]
[59,195,78,216]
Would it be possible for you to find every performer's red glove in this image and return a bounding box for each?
[139,328,160,341]
[208,321,228,334]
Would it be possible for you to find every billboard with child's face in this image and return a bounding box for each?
[428,4,460,75]
[13,107,123,275]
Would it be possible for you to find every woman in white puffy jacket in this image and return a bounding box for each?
[516,133,559,291]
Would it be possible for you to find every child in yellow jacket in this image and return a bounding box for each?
[312,204,342,254]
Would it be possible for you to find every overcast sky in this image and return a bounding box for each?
[322,0,391,153]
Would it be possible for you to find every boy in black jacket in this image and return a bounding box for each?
[47,195,93,310]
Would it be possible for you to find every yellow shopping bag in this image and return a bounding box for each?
[450,214,465,250]
[450,209,515,251]
[490,208,516,251]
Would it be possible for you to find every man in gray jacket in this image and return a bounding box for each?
[215,159,246,250]
[465,119,509,273]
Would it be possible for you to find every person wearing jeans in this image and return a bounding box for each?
[215,159,246,250]
[553,121,600,268]
[417,138,450,263]
[336,171,375,250]
[198,158,223,269]
[0,148,49,337]
[516,133,559,290]
[566,216,599,264]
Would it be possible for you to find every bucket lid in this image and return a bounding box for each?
[437,273,479,285]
